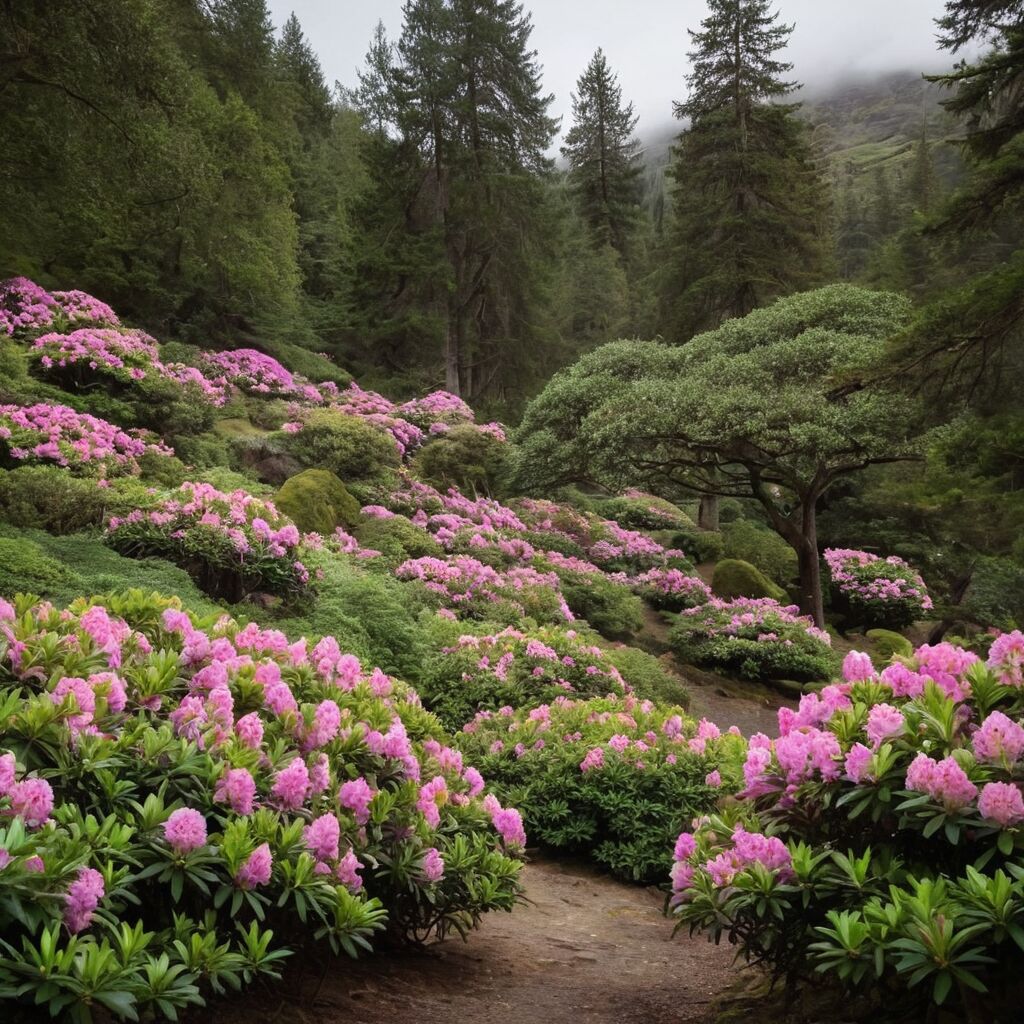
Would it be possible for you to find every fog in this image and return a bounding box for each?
[268,0,956,139]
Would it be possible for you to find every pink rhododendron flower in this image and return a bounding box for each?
[214,768,257,815]
[705,770,722,788]
[844,742,874,783]
[972,711,1024,767]
[988,631,1024,688]
[305,814,341,862]
[271,758,310,810]
[236,843,273,889]
[64,867,104,934]
[866,703,905,748]
[422,847,445,882]
[842,650,875,682]
[9,777,54,827]
[978,782,1024,828]
[163,808,207,853]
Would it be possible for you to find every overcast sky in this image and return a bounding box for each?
[266,0,956,140]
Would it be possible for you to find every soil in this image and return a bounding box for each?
[218,855,744,1024]
[216,604,793,1024]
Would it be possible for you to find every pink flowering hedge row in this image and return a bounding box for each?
[29,327,229,411]
[0,590,525,1021]
[418,625,630,730]
[106,482,312,602]
[0,402,174,478]
[457,695,744,882]
[824,547,933,630]
[670,596,838,682]
[0,277,120,337]
[669,632,1024,1016]
[394,554,574,626]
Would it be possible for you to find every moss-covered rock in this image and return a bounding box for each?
[866,628,913,666]
[711,558,786,601]
[275,469,360,535]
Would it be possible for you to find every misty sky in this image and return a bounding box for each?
[267,0,956,140]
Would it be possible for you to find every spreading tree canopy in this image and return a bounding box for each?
[514,286,919,626]
[660,0,831,340]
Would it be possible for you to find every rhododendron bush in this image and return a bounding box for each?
[825,547,932,630]
[394,555,573,625]
[0,277,119,337]
[457,695,743,881]
[419,625,629,730]
[106,483,312,602]
[669,633,1024,1017]
[670,597,837,682]
[0,402,173,478]
[0,590,523,1021]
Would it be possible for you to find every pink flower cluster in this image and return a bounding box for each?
[671,825,793,904]
[1,277,119,336]
[824,547,932,614]
[201,348,299,396]
[395,555,573,622]
[632,568,711,610]
[0,402,172,477]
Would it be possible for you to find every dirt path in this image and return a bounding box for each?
[637,605,795,737]
[220,856,742,1024]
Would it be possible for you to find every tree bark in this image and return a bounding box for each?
[697,494,720,532]
[795,500,824,628]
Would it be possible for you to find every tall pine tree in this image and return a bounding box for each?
[660,0,831,339]
[561,49,643,259]
[352,0,558,401]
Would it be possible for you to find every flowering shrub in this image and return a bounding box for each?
[200,348,305,397]
[0,402,173,478]
[106,483,312,601]
[670,597,837,682]
[0,590,524,1021]
[30,328,228,408]
[0,277,119,337]
[419,626,629,729]
[458,695,743,881]
[632,568,712,612]
[825,547,933,630]
[669,632,1024,1017]
[597,491,695,532]
[394,555,573,625]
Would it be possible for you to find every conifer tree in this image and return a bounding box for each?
[661,0,831,340]
[561,49,643,258]
[353,0,558,399]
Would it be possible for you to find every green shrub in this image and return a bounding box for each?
[412,424,509,496]
[549,562,644,637]
[419,625,629,730]
[457,695,743,881]
[0,467,109,533]
[256,555,430,682]
[259,337,352,386]
[601,643,690,707]
[671,527,726,563]
[721,519,797,585]
[865,627,913,666]
[275,469,360,535]
[280,408,400,486]
[670,597,838,682]
[0,536,81,595]
[167,431,231,469]
[596,492,695,531]
[961,556,1024,630]
[0,468,164,535]
[711,558,786,601]
[0,524,220,614]
[355,514,442,563]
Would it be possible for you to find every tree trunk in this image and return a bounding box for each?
[444,313,460,394]
[697,494,720,532]
[796,501,824,628]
